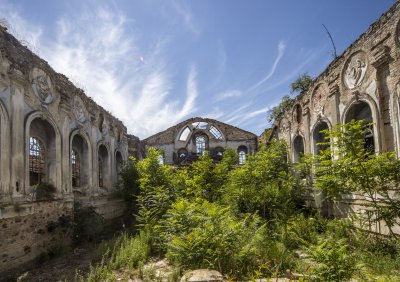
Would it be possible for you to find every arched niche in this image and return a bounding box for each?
[293,104,302,124]
[115,150,123,180]
[98,144,110,189]
[70,132,91,189]
[312,121,330,155]
[344,101,375,153]
[27,116,59,189]
[293,135,305,163]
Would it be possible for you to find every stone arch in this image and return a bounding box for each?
[342,95,381,152]
[343,100,376,153]
[97,143,111,189]
[0,99,10,196]
[25,112,61,191]
[70,130,91,190]
[292,135,305,163]
[312,120,330,155]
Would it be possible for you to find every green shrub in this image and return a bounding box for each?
[307,238,359,281]
[160,198,267,279]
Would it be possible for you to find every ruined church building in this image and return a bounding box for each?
[1,0,400,275]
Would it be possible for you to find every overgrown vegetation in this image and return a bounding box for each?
[267,73,313,123]
[290,73,313,94]
[79,121,400,281]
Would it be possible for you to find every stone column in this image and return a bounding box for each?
[371,43,393,152]
[9,71,26,197]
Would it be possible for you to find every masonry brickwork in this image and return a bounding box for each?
[271,2,400,232]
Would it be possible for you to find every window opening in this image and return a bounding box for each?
[71,149,80,187]
[209,126,223,139]
[98,157,103,188]
[29,137,45,185]
[179,127,191,141]
[196,135,206,155]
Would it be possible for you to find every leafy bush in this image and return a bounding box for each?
[161,198,267,279]
[226,140,303,221]
[313,120,400,236]
[307,238,359,281]
[136,147,175,230]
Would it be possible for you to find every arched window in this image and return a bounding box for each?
[293,135,304,163]
[98,145,110,189]
[29,137,45,185]
[71,149,80,187]
[313,122,330,155]
[178,148,188,159]
[214,147,224,161]
[179,127,191,141]
[237,146,248,165]
[71,134,90,189]
[345,101,375,153]
[158,154,164,165]
[195,135,207,155]
[209,126,223,140]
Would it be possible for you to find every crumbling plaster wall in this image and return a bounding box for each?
[274,2,400,226]
[144,117,258,165]
[0,26,133,274]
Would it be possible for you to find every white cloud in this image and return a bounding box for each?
[215,89,243,102]
[171,0,200,37]
[247,40,286,92]
[0,3,199,139]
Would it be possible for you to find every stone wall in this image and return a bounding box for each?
[143,117,258,165]
[0,199,73,273]
[0,25,134,274]
[272,2,400,221]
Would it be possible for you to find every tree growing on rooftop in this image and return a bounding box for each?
[290,73,313,94]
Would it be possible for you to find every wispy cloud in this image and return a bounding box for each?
[171,0,200,37]
[247,40,286,93]
[214,89,243,102]
[0,3,198,138]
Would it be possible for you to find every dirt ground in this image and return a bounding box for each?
[2,245,98,282]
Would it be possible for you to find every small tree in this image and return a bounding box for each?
[313,120,400,237]
[290,73,313,94]
[267,95,294,123]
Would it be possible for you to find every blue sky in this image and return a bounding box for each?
[0,0,395,138]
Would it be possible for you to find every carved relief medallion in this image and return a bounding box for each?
[343,52,368,89]
[101,121,109,136]
[32,73,53,104]
[73,96,87,123]
[312,84,327,113]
